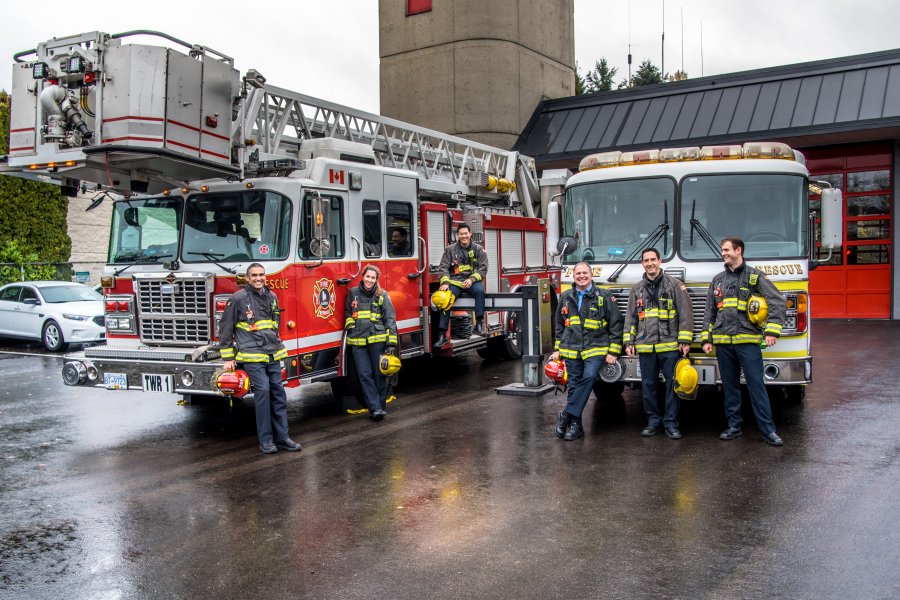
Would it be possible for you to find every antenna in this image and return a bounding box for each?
[700,20,704,77]
[681,6,684,75]
[661,0,665,79]
[628,0,633,84]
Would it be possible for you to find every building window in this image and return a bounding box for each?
[407,0,431,16]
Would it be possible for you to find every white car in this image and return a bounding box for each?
[0,281,105,351]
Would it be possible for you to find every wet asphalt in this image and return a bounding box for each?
[0,320,898,600]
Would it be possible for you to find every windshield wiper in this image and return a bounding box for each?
[607,200,669,283]
[186,251,238,274]
[113,254,173,277]
[688,199,721,256]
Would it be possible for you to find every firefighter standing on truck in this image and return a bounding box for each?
[702,238,787,447]
[624,248,693,440]
[434,223,488,347]
[549,261,624,441]
[219,263,301,455]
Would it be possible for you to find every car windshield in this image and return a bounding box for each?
[182,190,293,262]
[679,174,808,259]
[564,177,675,263]
[39,285,102,303]
[108,197,182,263]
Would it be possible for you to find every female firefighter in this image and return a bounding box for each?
[344,265,398,420]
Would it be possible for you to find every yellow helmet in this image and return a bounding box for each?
[431,289,455,311]
[379,353,402,375]
[747,294,769,327]
[674,358,699,400]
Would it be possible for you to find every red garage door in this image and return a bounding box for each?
[806,143,892,319]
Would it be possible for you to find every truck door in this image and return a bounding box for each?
[382,175,421,346]
[294,190,350,372]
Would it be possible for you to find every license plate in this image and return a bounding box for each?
[104,372,128,390]
[142,373,175,393]
[695,364,717,385]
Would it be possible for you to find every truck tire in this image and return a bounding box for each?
[592,380,625,401]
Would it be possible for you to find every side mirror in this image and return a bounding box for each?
[819,189,842,250]
[23,297,39,305]
[556,235,578,256]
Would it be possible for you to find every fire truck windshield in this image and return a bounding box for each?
[679,173,808,260]
[564,177,676,263]
[108,197,182,264]
[181,190,293,263]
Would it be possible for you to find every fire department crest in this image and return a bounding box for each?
[313,278,336,319]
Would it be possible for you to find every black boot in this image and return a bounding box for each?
[563,418,584,441]
[474,318,486,337]
[434,331,449,348]
[555,410,571,438]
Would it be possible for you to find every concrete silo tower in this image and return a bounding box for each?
[379,0,575,149]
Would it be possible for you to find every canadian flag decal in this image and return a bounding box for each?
[329,169,345,185]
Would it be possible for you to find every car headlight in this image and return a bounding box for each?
[63,313,90,321]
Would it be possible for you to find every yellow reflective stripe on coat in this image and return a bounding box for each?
[608,343,622,354]
[765,323,782,335]
[235,351,270,362]
[567,316,582,326]
[554,340,561,350]
[678,330,693,343]
[471,273,483,282]
[356,310,372,319]
[344,318,356,328]
[712,333,763,345]
[634,341,678,353]
[220,347,235,359]
[387,333,398,344]
[448,279,467,288]
[272,348,288,361]
[581,346,611,358]
[583,318,607,330]
[236,320,278,331]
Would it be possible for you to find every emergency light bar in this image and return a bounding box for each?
[578,141,796,172]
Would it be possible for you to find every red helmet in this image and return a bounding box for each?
[214,368,251,398]
[544,359,568,386]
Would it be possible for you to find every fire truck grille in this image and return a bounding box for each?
[140,317,210,344]
[135,277,211,345]
[609,286,710,343]
[137,279,209,314]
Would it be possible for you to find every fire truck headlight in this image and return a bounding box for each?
[181,370,195,387]
[85,364,99,382]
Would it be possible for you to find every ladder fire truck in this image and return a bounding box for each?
[3,31,561,403]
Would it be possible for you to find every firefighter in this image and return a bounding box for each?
[434,223,488,347]
[344,264,398,420]
[549,261,624,441]
[388,226,412,257]
[701,238,787,446]
[624,248,693,439]
[219,263,301,454]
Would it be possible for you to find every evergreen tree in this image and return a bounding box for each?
[582,58,618,93]
[0,90,72,268]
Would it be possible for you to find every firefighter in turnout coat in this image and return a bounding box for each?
[434,223,488,347]
[219,263,300,454]
[702,238,787,446]
[549,261,624,440]
[624,248,693,439]
[344,265,398,420]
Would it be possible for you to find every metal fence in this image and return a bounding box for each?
[0,262,108,286]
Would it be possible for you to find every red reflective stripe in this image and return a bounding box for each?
[10,127,33,133]
[10,146,35,152]
[167,139,201,152]
[102,136,164,143]
[103,115,165,123]
[201,129,230,141]
[200,148,229,160]
[167,118,200,133]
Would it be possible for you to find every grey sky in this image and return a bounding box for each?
[2,1,899,116]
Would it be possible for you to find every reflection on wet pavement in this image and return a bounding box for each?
[0,321,898,599]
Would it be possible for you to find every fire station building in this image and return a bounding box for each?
[515,49,900,320]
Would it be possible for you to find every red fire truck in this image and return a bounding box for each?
[3,31,560,403]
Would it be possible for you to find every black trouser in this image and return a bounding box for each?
[351,342,387,412]
[242,358,289,445]
[638,350,680,430]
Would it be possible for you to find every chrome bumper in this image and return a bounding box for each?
[614,355,812,386]
[62,349,224,396]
